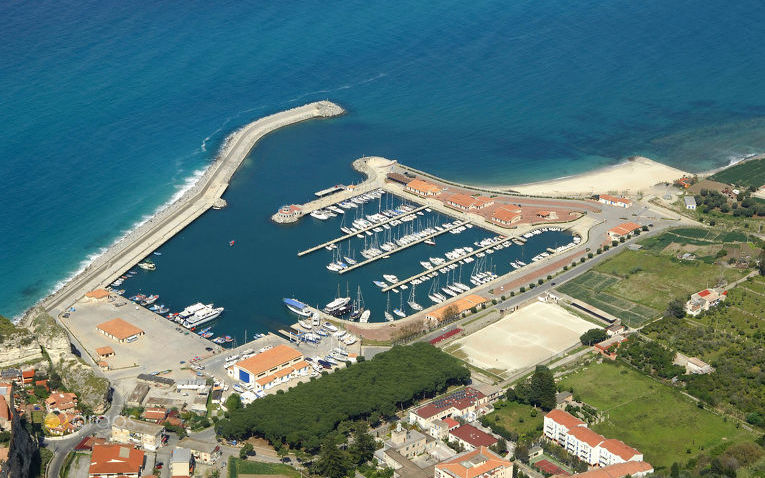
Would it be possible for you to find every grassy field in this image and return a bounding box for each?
[558,229,749,327]
[559,361,754,470]
[228,457,301,478]
[483,400,544,440]
[708,157,765,189]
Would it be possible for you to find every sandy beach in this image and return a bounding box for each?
[506,156,689,197]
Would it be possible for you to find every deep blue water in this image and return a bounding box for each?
[2,0,765,319]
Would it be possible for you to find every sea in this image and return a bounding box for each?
[2,0,765,328]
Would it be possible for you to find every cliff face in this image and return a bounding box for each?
[29,309,110,413]
[0,413,38,478]
[0,315,43,369]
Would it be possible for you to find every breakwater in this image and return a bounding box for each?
[41,101,344,314]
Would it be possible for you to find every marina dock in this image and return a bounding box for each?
[315,185,346,197]
[338,220,467,274]
[297,204,429,256]
[380,235,510,292]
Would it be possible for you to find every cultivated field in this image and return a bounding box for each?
[559,362,754,469]
[558,231,749,327]
[449,302,592,378]
[708,157,765,189]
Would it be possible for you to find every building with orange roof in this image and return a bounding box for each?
[88,444,145,478]
[405,178,443,196]
[598,195,632,208]
[490,207,522,227]
[425,295,487,325]
[443,193,494,211]
[97,318,145,343]
[435,446,513,478]
[597,439,643,466]
[543,409,585,445]
[45,391,78,413]
[226,345,309,393]
[556,461,654,478]
[566,426,605,465]
[409,387,489,428]
[274,204,303,221]
[607,222,641,240]
[141,407,168,423]
[96,346,115,358]
[21,369,35,385]
[84,289,110,302]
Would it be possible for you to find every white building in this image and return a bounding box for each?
[543,409,585,445]
[598,195,632,208]
[684,196,697,210]
[226,344,310,393]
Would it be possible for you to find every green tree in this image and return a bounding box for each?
[239,442,253,459]
[313,436,353,478]
[579,328,607,346]
[225,393,242,412]
[528,365,556,410]
[671,462,680,478]
[666,298,686,319]
[514,444,529,463]
[349,423,377,466]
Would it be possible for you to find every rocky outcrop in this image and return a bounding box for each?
[0,412,39,478]
[29,309,110,413]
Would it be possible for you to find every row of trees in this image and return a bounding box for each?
[215,343,470,452]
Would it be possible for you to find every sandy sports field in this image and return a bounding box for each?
[450,301,593,377]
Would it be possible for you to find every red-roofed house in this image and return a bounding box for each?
[405,179,443,197]
[409,387,489,428]
[544,410,585,445]
[443,193,494,211]
[685,288,725,316]
[607,222,641,240]
[21,370,35,385]
[598,195,632,208]
[88,444,144,478]
[597,439,643,466]
[449,424,498,451]
[491,207,523,227]
[141,407,168,423]
[45,391,78,413]
[435,446,513,478]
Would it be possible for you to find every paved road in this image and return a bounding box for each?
[45,390,124,478]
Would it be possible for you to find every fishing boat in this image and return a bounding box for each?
[157,306,169,314]
[212,337,225,344]
[153,251,162,256]
[224,336,233,343]
[197,327,212,335]
[141,295,159,306]
[229,240,236,246]
[138,260,156,271]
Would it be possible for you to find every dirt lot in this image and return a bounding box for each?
[449,301,593,377]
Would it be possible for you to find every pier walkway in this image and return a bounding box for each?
[380,235,510,292]
[338,220,466,274]
[297,205,428,256]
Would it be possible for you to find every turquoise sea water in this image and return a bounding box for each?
[2,0,765,319]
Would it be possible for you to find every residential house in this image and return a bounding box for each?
[409,387,489,428]
[45,391,78,413]
[141,407,167,423]
[387,423,433,459]
[685,288,726,316]
[88,444,144,478]
[448,424,498,451]
[170,447,193,477]
[429,417,460,440]
[565,426,605,466]
[490,207,523,227]
[178,437,222,465]
[111,417,164,451]
[435,446,513,478]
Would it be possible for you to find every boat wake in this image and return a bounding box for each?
[287,72,387,104]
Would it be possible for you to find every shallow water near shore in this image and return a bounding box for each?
[2,0,765,317]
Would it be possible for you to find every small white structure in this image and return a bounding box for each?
[684,196,697,210]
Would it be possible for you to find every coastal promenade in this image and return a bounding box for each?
[41,101,344,315]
